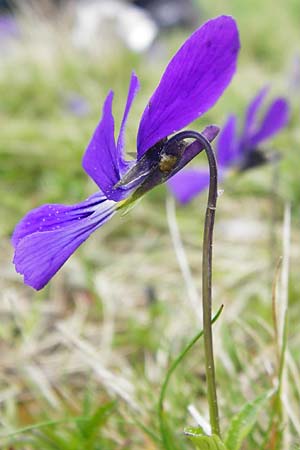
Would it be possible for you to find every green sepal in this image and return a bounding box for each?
[116,195,144,216]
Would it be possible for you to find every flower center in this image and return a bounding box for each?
[158,153,179,173]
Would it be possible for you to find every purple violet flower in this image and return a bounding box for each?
[168,87,290,204]
[12,15,240,290]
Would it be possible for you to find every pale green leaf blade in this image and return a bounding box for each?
[184,427,228,450]
[224,390,273,450]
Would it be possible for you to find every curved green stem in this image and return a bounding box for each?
[165,131,220,436]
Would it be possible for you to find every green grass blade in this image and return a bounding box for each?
[0,417,88,440]
[77,401,115,439]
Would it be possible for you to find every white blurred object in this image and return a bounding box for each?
[287,54,300,97]
[187,404,211,436]
[73,0,158,53]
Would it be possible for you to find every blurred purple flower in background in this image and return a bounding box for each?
[168,87,290,204]
[64,92,91,117]
[12,15,240,290]
[0,14,18,41]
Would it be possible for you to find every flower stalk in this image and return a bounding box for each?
[166,131,220,436]
[201,135,220,437]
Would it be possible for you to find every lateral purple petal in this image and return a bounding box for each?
[217,115,238,167]
[82,92,121,200]
[248,98,290,147]
[117,72,140,173]
[137,15,240,158]
[13,194,116,290]
[243,86,269,138]
[167,168,210,204]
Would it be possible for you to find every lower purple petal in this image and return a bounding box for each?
[13,194,116,290]
[167,168,210,204]
[12,192,107,248]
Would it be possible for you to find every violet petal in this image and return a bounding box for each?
[82,92,122,200]
[13,194,116,290]
[167,168,210,204]
[243,86,269,138]
[248,98,290,147]
[12,192,106,247]
[137,15,240,158]
[117,72,140,173]
[217,114,239,167]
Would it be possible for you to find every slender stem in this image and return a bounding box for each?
[165,131,220,436]
[199,134,220,437]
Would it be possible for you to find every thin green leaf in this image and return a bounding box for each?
[0,417,87,440]
[224,390,274,450]
[184,427,228,450]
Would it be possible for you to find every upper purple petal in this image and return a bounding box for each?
[247,98,290,147]
[117,72,140,174]
[82,92,121,199]
[136,15,240,158]
[82,75,140,201]
[217,114,239,168]
[243,86,269,139]
[167,168,210,204]
[13,194,116,290]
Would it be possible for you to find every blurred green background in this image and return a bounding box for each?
[0,0,300,449]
